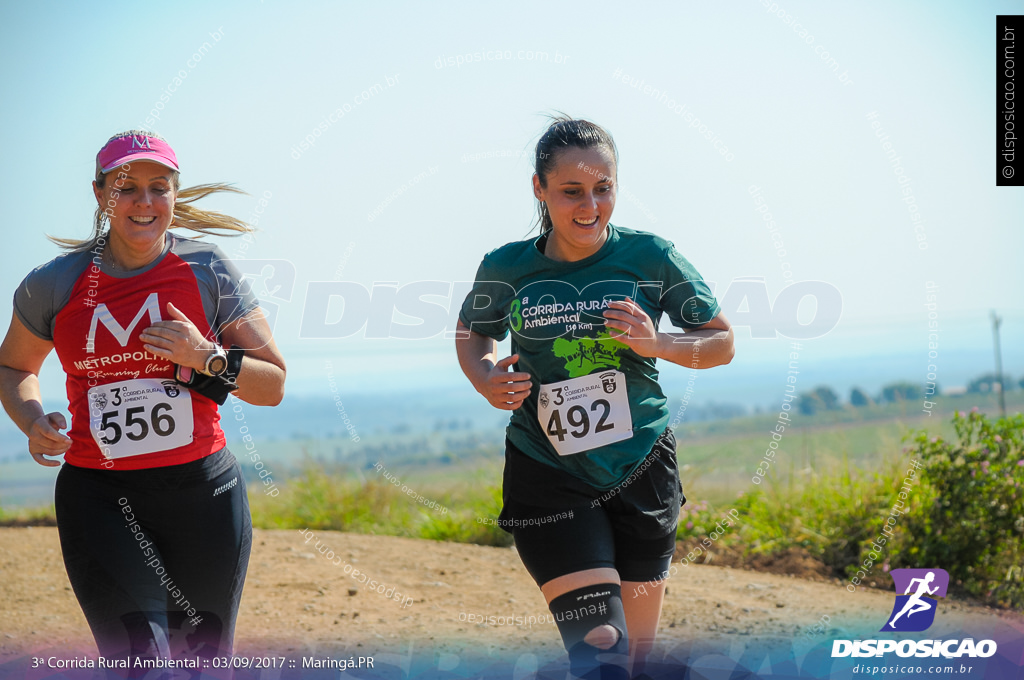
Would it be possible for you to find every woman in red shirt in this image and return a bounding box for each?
[0,130,286,669]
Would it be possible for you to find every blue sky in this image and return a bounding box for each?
[1,0,1021,407]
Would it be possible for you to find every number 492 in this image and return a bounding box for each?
[546,400,613,441]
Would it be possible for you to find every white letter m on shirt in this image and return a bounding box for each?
[86,292,162,352]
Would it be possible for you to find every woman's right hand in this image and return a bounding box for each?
[28,412,71,467]
[479,354,532,411]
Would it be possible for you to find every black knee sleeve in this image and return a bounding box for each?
[548,583,629,680]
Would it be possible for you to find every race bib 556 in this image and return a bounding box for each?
[88,378,194,459]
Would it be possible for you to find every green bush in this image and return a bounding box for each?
[250,460,513,546]
[894,409,1024,607]
[0,504,56,526]
[730,461,896,574]
[674,457,898,577]
[418,484,513,547]
[676,499,722,541]
[250,462,418,534]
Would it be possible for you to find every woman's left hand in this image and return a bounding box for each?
[140,302,215,371]
[602,297,662,358]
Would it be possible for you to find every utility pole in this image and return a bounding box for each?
[991,310,1006,418]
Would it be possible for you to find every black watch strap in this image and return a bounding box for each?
[175,346,246,405]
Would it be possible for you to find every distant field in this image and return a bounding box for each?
[1,390,1020,515]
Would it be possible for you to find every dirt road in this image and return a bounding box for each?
[1,527,1020,675]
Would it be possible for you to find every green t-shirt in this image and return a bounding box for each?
[459,223,721,490]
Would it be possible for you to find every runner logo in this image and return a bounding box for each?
[600,372,617,394]
[131,135,151,149]
[881,568,949,632]
[833,567,995,659]
[217,259,295,347]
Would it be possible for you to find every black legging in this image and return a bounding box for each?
[54,448,251,670]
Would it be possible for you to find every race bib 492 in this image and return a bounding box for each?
[537,370,633,456]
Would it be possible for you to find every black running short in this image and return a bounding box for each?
[499,427,684,585]
[54,447,251,668]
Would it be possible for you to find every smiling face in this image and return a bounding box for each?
[92,160,176,254]
[533,146,616,262]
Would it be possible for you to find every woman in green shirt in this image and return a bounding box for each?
[456,117,734,680]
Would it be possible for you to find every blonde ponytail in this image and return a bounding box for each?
[170,183,252,237]
[49,178,254,251]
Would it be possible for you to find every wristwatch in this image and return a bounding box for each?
[200,345,229,376]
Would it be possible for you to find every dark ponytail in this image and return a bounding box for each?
[533,114,618,234]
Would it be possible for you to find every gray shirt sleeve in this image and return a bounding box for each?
[209,250,262,331]
[12,252,92,342]
[171,236,261,337]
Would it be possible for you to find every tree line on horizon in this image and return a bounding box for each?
[796,372,1023,416]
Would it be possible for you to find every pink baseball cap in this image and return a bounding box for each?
[95,131,179,175]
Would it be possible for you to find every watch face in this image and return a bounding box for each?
[208,355,229,375]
